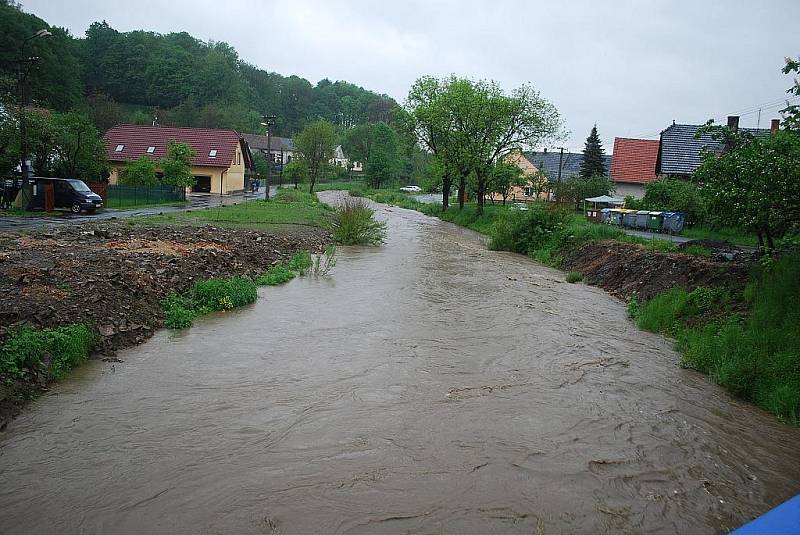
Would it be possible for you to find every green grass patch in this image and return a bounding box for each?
[256,264,296,286]
[0,324,95,380]
[681,225,758,247]
[629,254,800,424]
[136,188,332,232]
[162,276,258,329]
[287,250,312,274]
[566,271,583,283]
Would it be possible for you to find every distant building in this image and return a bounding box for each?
[524,150,612,182]
[488,150,549,203]
[609,138,660,199]
[242,134,295,167]
[332,145,363,173]
[657,116,773,178]
[104,125,253,194]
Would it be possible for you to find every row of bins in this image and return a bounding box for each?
[599,209,685,233]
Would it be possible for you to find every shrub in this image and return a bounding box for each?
[162,294,197,329]
[256,264,296,286]
[0,324,95,380]
[566,271,583,283]
[331,196,387,245]
[191,277,258,311]
[287,250,312,274]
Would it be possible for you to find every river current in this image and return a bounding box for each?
[1,194,798,534]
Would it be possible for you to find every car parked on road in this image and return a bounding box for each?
[399,185,422,193]
[39,178,103,213]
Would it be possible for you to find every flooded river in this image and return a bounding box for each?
[1,195,799,534]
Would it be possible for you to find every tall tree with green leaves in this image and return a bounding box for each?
[283,159,308,189]
[695,124,800,250]
[294,119,336,194]
[364,122,400,188]
[50,111,108,180]
[160,141,196,187]
[579,125,607,178]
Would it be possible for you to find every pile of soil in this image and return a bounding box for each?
[0,223,331,427]
[561,240,753,301]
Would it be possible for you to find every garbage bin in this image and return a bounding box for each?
[647,211,663,231]
[600,208,610,223]
[635,210,650,229]
[622,209,637,227]
[662,212,686,234]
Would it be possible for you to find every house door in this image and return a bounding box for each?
[193,176,211,193]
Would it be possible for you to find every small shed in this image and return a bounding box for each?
[584,195,624,223]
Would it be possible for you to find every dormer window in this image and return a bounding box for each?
[115,144,124,152]
[209,149,217,158]
[147,146,156,154]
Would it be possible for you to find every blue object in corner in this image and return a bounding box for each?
[733,495,800,534]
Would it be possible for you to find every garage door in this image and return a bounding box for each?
[193,176,211,193]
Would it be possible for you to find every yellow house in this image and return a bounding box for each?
[104,125,253,194]
[488,150,549,203]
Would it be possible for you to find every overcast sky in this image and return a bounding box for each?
[22,0,800,152]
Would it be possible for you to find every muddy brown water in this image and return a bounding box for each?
[1,193,799,534]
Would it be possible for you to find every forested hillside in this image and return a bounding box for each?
[0,0,396,136]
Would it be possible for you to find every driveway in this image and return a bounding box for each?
[0,190,265,231]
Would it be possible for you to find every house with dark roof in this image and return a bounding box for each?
[610,138,660,199]
[242,134,295,167]
[523,150,611,182]
[104,125,253,194]
[657,116,773,178]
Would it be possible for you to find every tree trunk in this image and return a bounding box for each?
[476,181,486,215]
[765,228,775,250]
[442,178,451,212]
[458,177,466,210]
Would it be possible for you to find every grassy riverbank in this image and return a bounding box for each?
[135,188,333,232]
[629,253,800,424]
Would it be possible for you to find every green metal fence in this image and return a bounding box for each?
[105,184,186,208]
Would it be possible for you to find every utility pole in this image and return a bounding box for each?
[17,29,52,210]
[260,114,276,200]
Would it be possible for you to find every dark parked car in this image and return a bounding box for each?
[40,178,103,213]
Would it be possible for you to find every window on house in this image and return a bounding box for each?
[237,152,241,165]
[209,149,217,158]
[524,187,534,197]
[115,144,124,152]
[146,146,155,154]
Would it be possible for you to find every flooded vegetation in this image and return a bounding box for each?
[1,197,799,534]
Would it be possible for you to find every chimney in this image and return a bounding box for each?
[771,118,780,135]
[543,148,548,154]
[727,115,739,132]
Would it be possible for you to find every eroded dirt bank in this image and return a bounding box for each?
[561,240,753,301]
[0,223,331,427]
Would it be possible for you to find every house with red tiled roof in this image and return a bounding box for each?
[104,125,253,194]
[609,137,660,199]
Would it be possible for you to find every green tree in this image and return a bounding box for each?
[160,141,196,187]
[695,125,800,250]
[781,56,800,132]
[120,156,158,185]
[637,178,707,225]
[488,161,526,205]
[579,125,607,178]
[403,76,560,214]
[50,111,108,180]
[283,159,308,189]
[294,119,336,194]
[364,122,400,188]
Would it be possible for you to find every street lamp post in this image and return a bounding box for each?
[17,29,51,209]
[260,114,276,200]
